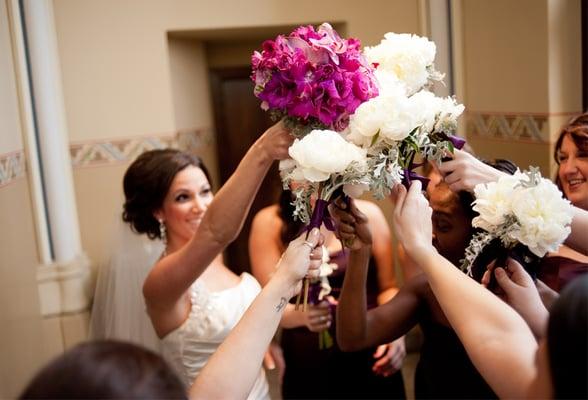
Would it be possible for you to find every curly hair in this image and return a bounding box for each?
[553,112,588,195]
[122,149,211,239]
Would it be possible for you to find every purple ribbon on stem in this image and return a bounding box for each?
[401,134,466,190]
[305,199,335,233]
[402,166,431,190]
[296,194,349,315]
[448,134,466,150]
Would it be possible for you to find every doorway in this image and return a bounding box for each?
[209,66,281,274]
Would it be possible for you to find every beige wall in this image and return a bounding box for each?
[0,0,582,396]
[52,0,423,270]
[459,0,582,175]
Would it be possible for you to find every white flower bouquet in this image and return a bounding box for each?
[280,129,369,224]
[344,32,465,198]
[279,129,369,310]
[462,168,573,279]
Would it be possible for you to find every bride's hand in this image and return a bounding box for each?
[257,120,294,161]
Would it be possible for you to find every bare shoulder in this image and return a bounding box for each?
[354,199,389,234]
[354,199,385,219]
[251,204,282,231]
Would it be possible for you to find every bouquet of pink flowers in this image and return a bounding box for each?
[251,23,379,135]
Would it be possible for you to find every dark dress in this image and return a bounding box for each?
[537,256,588,292]
[281,251,406,399]
[415,315,496,399]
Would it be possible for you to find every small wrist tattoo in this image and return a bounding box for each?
[276,297,287,312]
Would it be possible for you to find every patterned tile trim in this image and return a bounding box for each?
[0,150,26,188]
[466,112,550,143]
[70,128,212,168]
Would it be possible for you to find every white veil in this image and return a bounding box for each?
[89,215,164,353]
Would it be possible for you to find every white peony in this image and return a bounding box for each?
[472,173,521,232]
[507,178,573,257]
[364,32,438,96]
[433,96,465,134]
[346,97,388,146]
[288,129,367,182]
[347,89,421,147]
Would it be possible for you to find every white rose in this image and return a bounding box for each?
[288,130,367,182]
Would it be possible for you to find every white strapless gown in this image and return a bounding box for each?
[161,273,269,399]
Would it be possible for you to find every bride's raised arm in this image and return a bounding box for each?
[144,121,292,307]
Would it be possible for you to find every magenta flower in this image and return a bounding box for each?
[251,23,378,132]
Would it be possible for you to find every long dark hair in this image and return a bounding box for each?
[122,149,211,239]
[553,112,588,195]
[19,340,186,399]
[547,275,588,399]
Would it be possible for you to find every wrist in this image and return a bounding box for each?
[269,268,299,300]
[253,134,273,165]
[407,243,438,267]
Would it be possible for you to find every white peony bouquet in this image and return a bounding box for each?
[279,129,369,311]
[461,167,573,276]
[345,32,465,198]
[280,129,369,224]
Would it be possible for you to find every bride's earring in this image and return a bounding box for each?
[158,219,167,247]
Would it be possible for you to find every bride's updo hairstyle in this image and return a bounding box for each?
[122,149,211,239]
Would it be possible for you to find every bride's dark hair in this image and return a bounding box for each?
[122,149,211,239]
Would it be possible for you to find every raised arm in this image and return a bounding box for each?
[438,148,508,193]
[144,122,292,308]
[190,229,322,400]
[331,199,420,352]
[357,200,406,376]
[390,182,537,399]
[358,201,398,304]
[249,205,331,331]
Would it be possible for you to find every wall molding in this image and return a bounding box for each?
[0,150,26,188]
[69,128,213,168]
[466,111,580,143]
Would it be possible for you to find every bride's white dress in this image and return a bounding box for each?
[161,272,270,399]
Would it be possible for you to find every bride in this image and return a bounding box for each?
[90,120,292,398]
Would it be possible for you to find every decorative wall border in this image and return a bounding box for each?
[466,112,549,143]
[0,150,26,188]
[466,111,580,143]
[69,127,213,168]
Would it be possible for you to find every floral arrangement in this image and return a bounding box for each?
[280,129,368,312]
[253,25,467,311]
[345,33,465,198]
[461,167,574,276]
[251,23,379,135]
[280,129,369,224]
